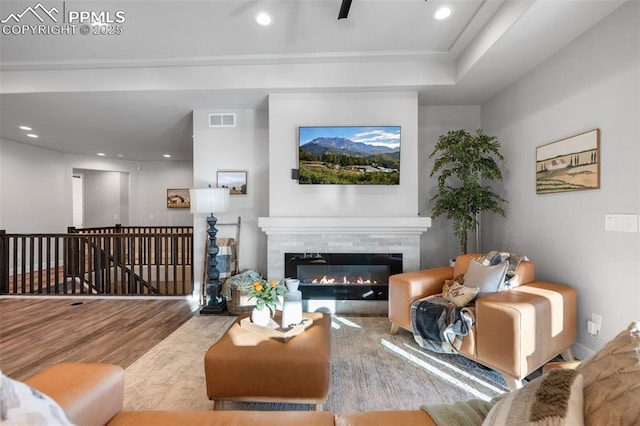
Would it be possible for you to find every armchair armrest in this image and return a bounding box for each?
[25,363,124,426]
[474,281,577,380]
[388,266,453,333]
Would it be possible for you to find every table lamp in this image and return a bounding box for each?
[190,186,230,314]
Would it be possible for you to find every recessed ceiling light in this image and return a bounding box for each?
[117,154,125,158]
[97,152,106,156]
[19,125,32,131]
[433,6,453,20]
[26,133,38,138]
[163,154,171,158]
[254,11,273,26]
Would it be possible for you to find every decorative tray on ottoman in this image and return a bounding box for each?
[239,313,315,342]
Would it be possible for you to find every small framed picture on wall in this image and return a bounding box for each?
[217,170,247,195]
[166,188,191,208]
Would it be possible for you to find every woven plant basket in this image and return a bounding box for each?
[227,284,258,315]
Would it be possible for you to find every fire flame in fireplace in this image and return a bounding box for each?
[310,275,377,285]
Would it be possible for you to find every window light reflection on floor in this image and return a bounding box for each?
[306,299,337,314]
[380,339,503,401]
[401,342,506,395]
[188,294,202,311]
[332,316,362,329]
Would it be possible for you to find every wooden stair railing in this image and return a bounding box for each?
[0,227,193,296]
[70,234,159,295]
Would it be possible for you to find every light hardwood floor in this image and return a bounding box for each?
[0,297,198,381]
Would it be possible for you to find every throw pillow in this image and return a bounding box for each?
[0,371,74,425]
[443,282,479,307]
[577,321,640,426]
[441,279,454,294]
[463,259,508,295]
[441,274,465,295]
[482,369,584,426]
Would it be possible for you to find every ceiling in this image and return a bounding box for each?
[0,0,625,161]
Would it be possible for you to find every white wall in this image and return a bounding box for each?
[481,2,640,356]
[267,92,419,217]
[0,139,3,228]
[63,154,141,227]
[137,161,193,226]
[0,139,67,233]
[119,172,129,226]
[83,170,125,227]
[192,108,269,296]
[0,139,195,232]
[418,106,482,268]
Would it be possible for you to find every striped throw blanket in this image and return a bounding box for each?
[479,250,529,288]
[215,238,237,280]
[411,295,474,353]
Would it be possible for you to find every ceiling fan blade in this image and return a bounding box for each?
[338,0,352,20]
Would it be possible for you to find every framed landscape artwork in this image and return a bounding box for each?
[166,188,190,208]
[298,125,401,185]
[217,170,247,195]
[536,129,600,194]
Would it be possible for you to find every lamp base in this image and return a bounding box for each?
[200,281,227,315]
[200,301,227,315]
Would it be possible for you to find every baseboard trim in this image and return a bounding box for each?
[571,341,596,361]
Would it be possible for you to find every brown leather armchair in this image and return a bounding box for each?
[388,253,577,390]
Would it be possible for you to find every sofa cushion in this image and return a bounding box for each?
[0,371,74,426]
[482,368,583,426]
[577,321,640,426]
[463,259,508,295]
[452,253,482,277]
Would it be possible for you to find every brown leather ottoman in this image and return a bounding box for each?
[204,312,331,411]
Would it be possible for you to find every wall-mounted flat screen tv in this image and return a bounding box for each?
[298,126,401,185]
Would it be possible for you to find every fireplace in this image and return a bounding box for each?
[284,253,402,301]
[258,216,431,314]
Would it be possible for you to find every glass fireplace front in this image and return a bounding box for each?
[284,252,402,301]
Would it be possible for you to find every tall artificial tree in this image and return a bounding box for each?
[430,129,507,254]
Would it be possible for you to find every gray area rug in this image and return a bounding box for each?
[123,315,508,412]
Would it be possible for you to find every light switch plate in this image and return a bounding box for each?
[604,214,638,232]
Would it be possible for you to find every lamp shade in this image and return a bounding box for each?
[189,187,230,214]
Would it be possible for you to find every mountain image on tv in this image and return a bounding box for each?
[298,126,401,185]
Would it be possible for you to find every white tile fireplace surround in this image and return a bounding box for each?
[258,217,432,313]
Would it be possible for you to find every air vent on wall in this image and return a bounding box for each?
[209,113,236,128]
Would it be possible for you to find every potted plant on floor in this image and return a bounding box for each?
[429,129,507,256]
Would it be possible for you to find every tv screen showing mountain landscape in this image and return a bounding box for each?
[298,126,401,185]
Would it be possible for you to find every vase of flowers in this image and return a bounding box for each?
[250,305,271,326]
[247,278,287,326]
